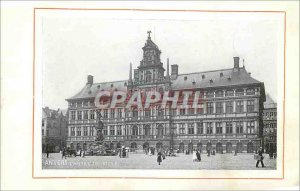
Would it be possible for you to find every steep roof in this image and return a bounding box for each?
[264,94,277,108]
[67,80,128,100]
[171,67,261,90]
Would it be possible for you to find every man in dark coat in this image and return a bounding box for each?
[196,150,201,162]
[157,151,162,165]
[256,147,265,168]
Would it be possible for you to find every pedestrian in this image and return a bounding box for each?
[256,147,265,168]
[46,145,50,158]
[162,151,166,160]
[61,147,66,159]
[234,148,238,156]
[196,150,201,162]
[192,149,197,162]
[207,149,210,157]
[157,150,162,165]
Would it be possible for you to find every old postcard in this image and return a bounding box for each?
[1,1,299,190]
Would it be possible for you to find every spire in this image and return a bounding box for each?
[147,30,152,40]
[167,58,170,77]
[129,63,132,81]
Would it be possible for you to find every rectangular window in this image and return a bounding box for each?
[117,108,122,118]
[110,126,115,135]
[84,110,88,119]
[247,121,255,134]
[246,88,255,95]
[179,124,185,134]
[42,120,44,127]
[188,123,194,134]
[236,89,244,96]
[188,108,194,115]
[171,109,177,116]
[207,122,213,134]
[42,129,44,136]
[71,127,75,136]
[46,129,49,136]
[236,101,244,113]
[207,102,214,114]
[90,110,95,119]
[103,127,108,136]
[77,111,82,120]
[145,110,151,118]
[180,108,186,115]
[76,127,81,136]
[197,122,203,134]
[103,109,108,118]
[216,122,222,134]
[216,102,223,114]
[196,104,204,114]
[132,109,138,118]
[247,100,255,112]
[226,122,233,134]
[90,127,94,136]
[71,111,76,120]
[110,109,115,118]
[206,92,214,98]
[226,90,234,96]
[83,127,88,136]
[236,121,243,134]
[117,125,122,135]
[215,91,223,97]
[226,102,233,113]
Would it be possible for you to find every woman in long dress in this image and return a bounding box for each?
[157,151,162,165]
[192,149,197,162]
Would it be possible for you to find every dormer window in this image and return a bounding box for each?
[227,77,231,81]
[192,81,196,85]
[220,72,223,77]
[209,79,213,83]
[111,84,114,88]
[202,75,205,79]
[184,76,187,81]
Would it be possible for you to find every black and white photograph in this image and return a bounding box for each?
[37,9,283,171]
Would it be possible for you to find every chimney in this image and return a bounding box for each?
[233,57,240,68]
[171,64,178,79]
[167,58,170,77]
[87,75,93,85]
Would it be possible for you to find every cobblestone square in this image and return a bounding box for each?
[42,152,276,170]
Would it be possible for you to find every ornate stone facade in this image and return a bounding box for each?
[66,32,266,153]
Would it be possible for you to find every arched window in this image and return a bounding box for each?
[216,142,223,153]
[157,125,164,136]
[145,71,152,83]
[132,126,138,136]
[144,125,151,136]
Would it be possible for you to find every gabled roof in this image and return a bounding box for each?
[171,67,261,90]
[67,80,128,100]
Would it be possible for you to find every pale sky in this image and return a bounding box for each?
[40,10,283,110]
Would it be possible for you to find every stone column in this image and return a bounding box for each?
[81,126,84,137]
[233,101,236,113]
[223,102,226,113]
[244,100,247,112]
[213,102,216,114]
[212,122,216,134]
[107,126,110,136]
[203,103,207,114]
[87,126,90,137]
[203,122,207,134]
[254,120,258,134]
[114,125,117,136]
[68,126,71,136]
[185,123,188,135]
[222,122,226,134]
[254,98,259,112]
[176,124,180,135]
[232,122,236,134]
[194,122,197,134]
[243,121,247,134]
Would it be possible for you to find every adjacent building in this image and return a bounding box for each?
[42,107,68,152]
[66,32,266,153]
[263,94,277,154]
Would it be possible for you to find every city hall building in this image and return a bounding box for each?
[66,32,266,153]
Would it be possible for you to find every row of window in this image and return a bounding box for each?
[68,121,256,137]
[70,100,256,120]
